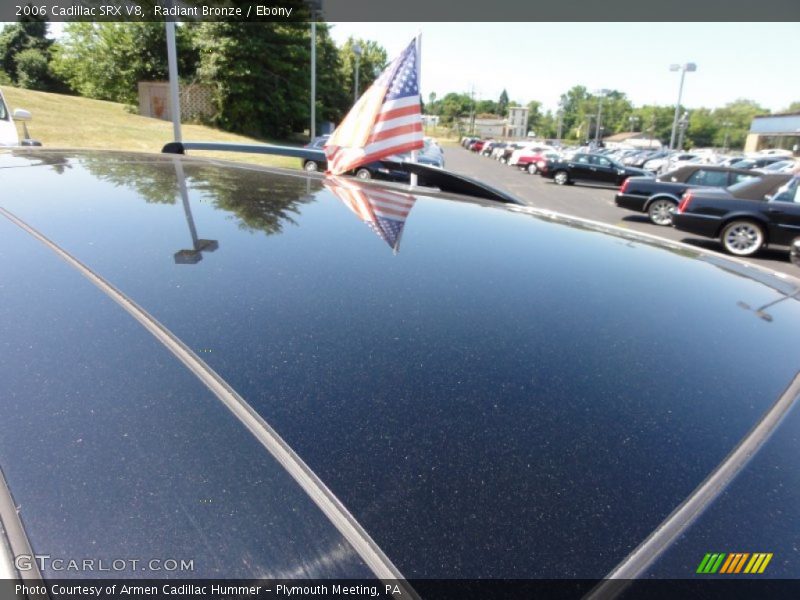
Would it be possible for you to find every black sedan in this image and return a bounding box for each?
[2,148,800,597]
[300,136,409,181]
[673,173,799,256]
[615,165,757,226]
[540,152,652,186]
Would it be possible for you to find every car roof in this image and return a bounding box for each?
[2,149,800,580]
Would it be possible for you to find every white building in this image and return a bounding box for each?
[505,106,529,139]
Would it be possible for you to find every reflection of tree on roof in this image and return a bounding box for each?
[10,149,72,174]
[75,153,314,236]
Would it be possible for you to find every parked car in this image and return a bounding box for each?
[489,142,508,160]
[517,151,560,175]
[754,159,797,174]
[0,87,38,147]
[731,156,791,170]
[301,135,427,179]
[3,146,800,589]
[615,165,757,226]
[623,149,668,168]
[508,144,555,167]
[672,173,798,256]
[540,152,652,186]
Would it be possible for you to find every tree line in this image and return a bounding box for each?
[0,17,387,139]
[427,87,800,150]
[3,18,797,149]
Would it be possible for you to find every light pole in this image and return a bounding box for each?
[594,89,610,143]
[309,0,322,141]
[677,112,689,151]
[668,62,696,150]
[722,121,733,152]
[556,108,564,142]
[352,42,362,103]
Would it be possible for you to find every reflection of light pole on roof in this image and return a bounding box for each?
[172,158,219,264]
[737,290,800,322]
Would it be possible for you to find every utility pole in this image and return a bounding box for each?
[469,85,475,135]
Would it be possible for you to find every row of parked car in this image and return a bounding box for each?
[462,136,800,261]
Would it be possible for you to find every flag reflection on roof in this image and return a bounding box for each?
[324,177,417,254]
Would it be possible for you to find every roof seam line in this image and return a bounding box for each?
[0,205,413,592]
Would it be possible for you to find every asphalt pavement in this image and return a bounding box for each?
[444,145,799,279]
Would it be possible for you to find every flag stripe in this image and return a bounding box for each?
[376,103,421,123]
[368,122,423,144]
[362,133,424,157]
[379,95,422,112]
[370,113,423,135]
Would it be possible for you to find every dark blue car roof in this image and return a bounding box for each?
[1,149,799,581]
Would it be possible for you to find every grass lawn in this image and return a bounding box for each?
[2,86,300,169]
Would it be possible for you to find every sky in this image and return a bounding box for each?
[327,22,799,114]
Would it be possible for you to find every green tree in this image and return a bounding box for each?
[498,89,509,116]
[526,100,542,135]
[14,47,49,89]
[338,37,387,105]
[0,17,60,91]
[52,22,197,104]
[435,92,473,127]
[475,99,499,115]
[685,107,717,148]
[709,99,769,150]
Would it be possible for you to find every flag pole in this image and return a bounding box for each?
[410,32,421,189]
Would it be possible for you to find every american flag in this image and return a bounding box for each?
[324,177,417,254]
[324,37,423,176]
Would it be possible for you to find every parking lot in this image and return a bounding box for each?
[444,145,800,279]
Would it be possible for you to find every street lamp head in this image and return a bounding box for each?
[685,63,697,72]
[352,43,362,57]
[669,64,681,72]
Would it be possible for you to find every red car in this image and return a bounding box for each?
[517,151,559,174]
[469,140,486,152]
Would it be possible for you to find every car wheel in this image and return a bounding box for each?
[304,160,319,172]
[554,171,569,185]
[647,199,676,226]
[721,220,765,257]
[527,163,538,175]
[355,168,372,180]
